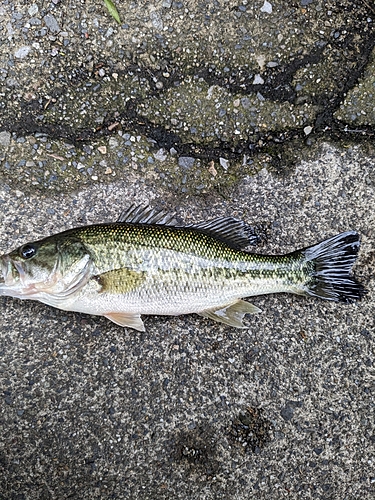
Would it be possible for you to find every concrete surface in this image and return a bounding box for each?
[0,1,374,499]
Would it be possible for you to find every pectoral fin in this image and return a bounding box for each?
[199,300,261,328]
[104,312,145,331]
[94,268,145,294]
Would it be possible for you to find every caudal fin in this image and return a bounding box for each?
[303,231,366,303]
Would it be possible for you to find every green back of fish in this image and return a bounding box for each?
[61,223,306,294]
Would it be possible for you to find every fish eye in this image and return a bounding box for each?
[20,244,37,259]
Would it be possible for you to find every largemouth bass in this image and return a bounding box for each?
[0,205,366,331]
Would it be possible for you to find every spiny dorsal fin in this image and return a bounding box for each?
[117,204,178,226]
[117,205,260,249]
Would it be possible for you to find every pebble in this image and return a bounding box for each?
[28,4,39,16]
[43,14,60,34]
[0,131,11,147]
[280,405,294,421]
[150,11,163,31]
[29,18,42,26]
[304,125,313,135]
[14,46,31,59]
[98,146,107,154]
[219,157,229,170]
[154,148,167,161]
[241,97,251,109]
[178,157,195,169]
[253,74,265,85]
[208,161,217,177]
[260,1,272,13]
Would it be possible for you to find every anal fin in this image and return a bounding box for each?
[198,300,261,328]
[104,312,145,332]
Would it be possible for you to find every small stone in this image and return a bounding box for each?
[28,4,39,16]
[26,160,35,167]
[154,148,167,161]
[14,46,31,59]
[98,68,105,77]
[219,157,229,170]
[108,138,119,148]
[0,131,11,147]
[280,405,294,421]
[29,17,42,26]
[208,161,217,177]
[178,156,195,169]
[253,74,265,85]
[43,14,60,34]
[260,1,272,13]
[241,97,251,109]
[150,11,163,31]
[98,146,107,154]
[304,125,313,135]
[155,81,163,89]
[104,167,113,174]
[162,0,172,7]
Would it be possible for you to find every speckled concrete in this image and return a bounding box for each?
[0,1,374,499]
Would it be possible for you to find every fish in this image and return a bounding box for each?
[0,205,366,331]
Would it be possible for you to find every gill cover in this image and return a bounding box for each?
[0,236,93,303]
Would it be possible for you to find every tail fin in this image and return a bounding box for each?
[303,231,366,303]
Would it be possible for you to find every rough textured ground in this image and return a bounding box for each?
[0,1,374,499]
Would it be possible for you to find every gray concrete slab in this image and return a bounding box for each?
[0,1,374,499]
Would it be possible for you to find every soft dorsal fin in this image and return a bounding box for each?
[189,217,260,249]
[117,205,260,249]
